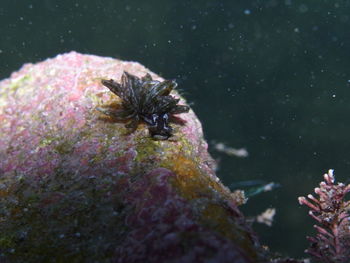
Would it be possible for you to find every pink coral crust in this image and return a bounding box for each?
[0,52,263,262]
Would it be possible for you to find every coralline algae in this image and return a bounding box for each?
[0,52,266,262]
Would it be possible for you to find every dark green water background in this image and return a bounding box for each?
[1,0,350,259]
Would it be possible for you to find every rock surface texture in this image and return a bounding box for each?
[0,52,266,262]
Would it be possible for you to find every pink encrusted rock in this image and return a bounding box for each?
[0,52,267,262]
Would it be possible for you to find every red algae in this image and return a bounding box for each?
[0,52,267,262]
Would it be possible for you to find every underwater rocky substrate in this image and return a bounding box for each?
[0,52,312,263]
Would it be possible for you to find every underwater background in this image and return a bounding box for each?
[1,0,350,259]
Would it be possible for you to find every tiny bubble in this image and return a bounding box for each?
[332,94,336,98]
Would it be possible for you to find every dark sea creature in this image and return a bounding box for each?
[99,71,190,140]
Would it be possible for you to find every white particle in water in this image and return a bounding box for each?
[244,9,251,15]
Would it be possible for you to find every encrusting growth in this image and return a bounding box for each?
[298,169,350,263]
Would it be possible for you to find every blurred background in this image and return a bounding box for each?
[1,0,350,258]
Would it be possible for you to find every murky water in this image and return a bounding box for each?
[2,0,350,258]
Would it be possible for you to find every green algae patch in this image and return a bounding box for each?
[8,74,32,94]
[0,74,32,110]
[54,139,75,155]
[37,136,74,155]
[135,136,161,162]
[38,138,54,148]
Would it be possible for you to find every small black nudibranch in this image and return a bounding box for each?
[98,71,189,140]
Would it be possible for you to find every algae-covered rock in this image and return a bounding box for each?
[0,52,266,262]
